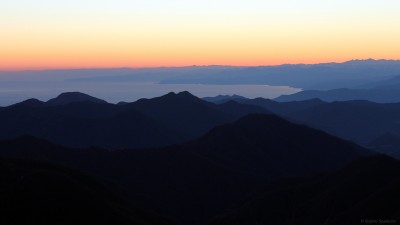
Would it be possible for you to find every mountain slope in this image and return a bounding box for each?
[215,100,271,118]
[0,156,169,225]
[289,100,400,145]
[211,155,400,225]
[0,101,181,149]
[0,91,272,149]
[187,114,368,178]
[0,114,370,225]
[47,92,108,105]
[231,97,325,116]
[126,91,235,140]
[212,97,400,157]
[368,133,400,159]
[11,98,45,107]
[275,88,400,103]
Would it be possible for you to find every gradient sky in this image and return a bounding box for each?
[1,0,400,69]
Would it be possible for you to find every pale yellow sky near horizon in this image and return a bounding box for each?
[1,0,400,69]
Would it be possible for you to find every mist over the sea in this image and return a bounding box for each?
[0,81,300,106]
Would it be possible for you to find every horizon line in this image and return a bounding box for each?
[0,58,397,72]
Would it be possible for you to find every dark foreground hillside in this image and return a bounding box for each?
[211,155,400,225]
[0,114,371,225]
[0,157,169,225]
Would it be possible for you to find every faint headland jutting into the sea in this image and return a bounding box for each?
[2,59,400,106]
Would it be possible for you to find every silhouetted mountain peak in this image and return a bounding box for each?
[165,91,197,99]
[296,98,324,103]
[203,94,248,104]
[177,90,192,95]
[147,91,203,104]
[252,97,276,103]
[344,59,399,65]
[47,92,107,105]
[190,113,369,180]
[228,114,306,134]
[164,91,177,96]
[11,98,44,107]
[198,113,367,154]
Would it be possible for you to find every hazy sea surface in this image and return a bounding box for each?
[0,82,300,106]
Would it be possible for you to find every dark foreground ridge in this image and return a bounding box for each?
[0,157,169,225]
[0,114,371,225]
[211,155,400,225]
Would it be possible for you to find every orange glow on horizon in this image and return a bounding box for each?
[2,53,400,71]
[1,1,399,71]
[1,57,400,71]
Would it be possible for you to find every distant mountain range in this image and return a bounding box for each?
[158,59,400,90]
[274,74,400,103]
[2,59,400,92]
[203,94,247,104]
[0,91,269,149]
[275,87,400,103]
[2,90,400,224]
[5,91,400,159]
[204,95,400,158]
[0,114,370,225]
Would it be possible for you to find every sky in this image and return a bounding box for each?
[1,0,400,70]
